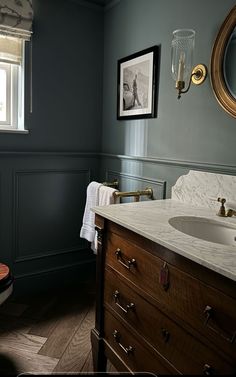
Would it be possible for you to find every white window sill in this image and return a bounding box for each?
[0,129,29,134]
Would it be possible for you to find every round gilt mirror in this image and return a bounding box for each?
[211,5,236,118]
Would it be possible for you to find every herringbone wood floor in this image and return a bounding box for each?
[0,278,116,375]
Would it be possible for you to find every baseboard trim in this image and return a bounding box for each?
[13,256,96,296]
[14,255,96,280]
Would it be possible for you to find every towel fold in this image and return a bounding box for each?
[80,181,102,243]
[98,185,118,206]
[80,182,119,253]
[91,185,119,253]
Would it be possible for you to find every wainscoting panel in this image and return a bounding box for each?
[2,151,235,296]
[13,169,90,262]
[0,153,99,295]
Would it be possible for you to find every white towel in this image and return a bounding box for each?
[98,185,118,206]
[80,181,102,243]
[91,185,119,253]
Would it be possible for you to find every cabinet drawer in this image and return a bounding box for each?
[106,231,236,360]
[104,267,236,375]
[104,308,179,375]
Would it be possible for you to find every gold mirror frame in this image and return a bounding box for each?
[211,5,236,118]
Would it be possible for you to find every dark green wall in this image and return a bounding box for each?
[0,0,104,152]
[100,0,236,198]
[2,0,236,295]
[0,0,104,295]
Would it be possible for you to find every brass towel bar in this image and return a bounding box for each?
[102,179,119,189]
[102,179,153,202]
[113,187,153,202]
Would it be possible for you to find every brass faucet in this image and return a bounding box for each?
[217,197,226,217]
[216,197,236,217]
[226,208,236,217]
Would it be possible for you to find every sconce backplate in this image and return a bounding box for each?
[191,64,207,85]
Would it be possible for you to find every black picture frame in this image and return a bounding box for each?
[117,45,160,120]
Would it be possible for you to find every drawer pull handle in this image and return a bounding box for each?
[204,305,213,326]
[203,305,236,344]
[203,364,214,376]
[159,262,169,291]
[113,290,135,314]
[112,330,134,355]
[115,249,136,270]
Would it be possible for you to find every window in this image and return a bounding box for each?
[0,63,10,124]
[0,36,25,132]
[0,0,33,133]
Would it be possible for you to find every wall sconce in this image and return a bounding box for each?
[171,29,207,99]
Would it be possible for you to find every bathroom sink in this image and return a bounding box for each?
[168,216,236,246]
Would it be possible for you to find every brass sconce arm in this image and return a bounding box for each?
[176,64,208,99]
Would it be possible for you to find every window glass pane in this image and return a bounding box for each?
[0,68,6,121]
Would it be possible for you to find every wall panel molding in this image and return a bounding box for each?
[2,151,234,176]
[14,245,86,263]
[0,151,99,158]
[101,153,236,175]
[13,168,91,263]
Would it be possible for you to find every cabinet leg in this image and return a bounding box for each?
[91,328,107,372]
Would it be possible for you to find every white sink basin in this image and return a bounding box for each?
[168,216,236,246]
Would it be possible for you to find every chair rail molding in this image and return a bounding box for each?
[100,153,236,175]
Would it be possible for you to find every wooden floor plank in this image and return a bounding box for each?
[107,360,118,373]
[0,279,96,375]
[38,298,92,359]
[53,304,95,372]
[80,349,94,373]
[22,293,58,320]
[0,331,47,354]
[0,345,59,374]
[28,297,63,338]
[28,312,59,339]
[28,287,91,338]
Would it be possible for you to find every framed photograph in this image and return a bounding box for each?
[117,45,160,120]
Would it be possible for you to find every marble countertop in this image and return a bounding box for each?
[93,199,236,282]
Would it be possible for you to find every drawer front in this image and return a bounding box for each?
[106,231,236,360]
[104,267,236,375]
[104,308,179,375]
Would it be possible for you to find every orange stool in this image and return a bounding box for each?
[0,263,13,305]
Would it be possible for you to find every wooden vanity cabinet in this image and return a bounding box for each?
[91,214,236,375]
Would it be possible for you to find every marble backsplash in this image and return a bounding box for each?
[171,170,236,210]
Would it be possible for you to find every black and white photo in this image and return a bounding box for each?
[117,45,160,120]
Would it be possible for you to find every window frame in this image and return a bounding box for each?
[0,42,27,133]
[0,62,11,126]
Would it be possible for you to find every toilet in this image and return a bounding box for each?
[0,264,14,306]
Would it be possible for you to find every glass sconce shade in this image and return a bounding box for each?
[171,29,195,83]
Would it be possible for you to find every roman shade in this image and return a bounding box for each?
[0,35,22,64]
[0,0,33,40]
[0,0,33,65]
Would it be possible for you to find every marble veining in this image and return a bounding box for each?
[92,199,236,282]
[171,170,236,210]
